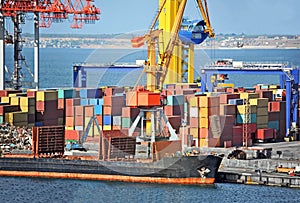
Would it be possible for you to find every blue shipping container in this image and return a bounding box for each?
[103,115,112,125]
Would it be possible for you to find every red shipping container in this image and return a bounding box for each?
[189,117,199,128]
[164,105,183,116]
[105,87,124,96]
[75,106,84,116]
[58,98,64,109]
[219,93,240,104]
[232,126,243,136]
[65,130,80,141]
[268,101,280,112]
[103,106,122,116]
[75,115,84,126]
[236,123,257,134]
[36,100,58,112]
[232,134,243,146]
[65,106,74,117]
[0,90,22,97]
[65,98,81,107]
[256,128,274,140]
[65,116,74,127]
[84,105,94,117]
[96,115,102,126]
[122,107,140,118]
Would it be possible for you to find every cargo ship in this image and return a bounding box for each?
[0,153,223,185]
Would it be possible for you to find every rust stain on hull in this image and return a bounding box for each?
[0,170,215,185]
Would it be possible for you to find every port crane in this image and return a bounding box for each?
[0,0,100,90]
[128,0,214,143]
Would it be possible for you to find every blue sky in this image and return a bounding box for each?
[20,0,300,35]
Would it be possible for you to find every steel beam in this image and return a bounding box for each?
[0,14,5,90]
[34,12,39,89]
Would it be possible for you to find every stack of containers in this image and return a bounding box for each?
[78,88,102,135]
[121,106,140,130]
[103,90,125,131]
[164,94,184,134]
[189,96,200,147]
[36,90,59,126]
[250,98,270,141]
[65,98,80,130]
[219,93,238,147]
[198,96,220,147]
[0,91,21,125]
[19,96,36,127]
[268,100,286,140]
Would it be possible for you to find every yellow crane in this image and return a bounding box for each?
[128,0,215,139]
[131,0,214,95]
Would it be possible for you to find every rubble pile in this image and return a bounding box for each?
[0,123,32,155]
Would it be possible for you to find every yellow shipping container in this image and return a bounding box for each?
[190,127,199,138]
[20,106,35,114]
[1,96,10,103]
[269,84,280,89]
[249,98,268,107]
[5,112,28,123]
[199,117,209,128]
[199,106,220,118]
[10,97,20,105]
[36,90,58,101]
[103,125,112,131]
[199,138,208,147]
[239,92,259,99]
[189,97,198,107]
[256,107,268,116]
[199,96,220,108]
[237,105,257,114]
[20,97,35,106]
[65,126,74,130]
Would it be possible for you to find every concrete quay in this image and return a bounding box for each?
[198,141,300,188]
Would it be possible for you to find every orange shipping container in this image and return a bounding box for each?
[138,92,160,107]
[65,116,74,127]
[199,96,220,108]
[65,130,80,141]
[66,98,81,107]
[84,105,94,117]
[199,106,220,118]
[58,98,64,109]
[75,106,84,116]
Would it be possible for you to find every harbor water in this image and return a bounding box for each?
[2,48,300,202]
[0,177,300,203]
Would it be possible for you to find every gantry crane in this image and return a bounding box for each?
[128,0,214,143]
[0,0,100,90]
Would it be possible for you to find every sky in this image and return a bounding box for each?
[18,0,300,35]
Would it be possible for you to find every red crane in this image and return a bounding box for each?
[0,0,100,90]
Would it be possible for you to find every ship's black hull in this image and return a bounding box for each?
[0,155,223,184]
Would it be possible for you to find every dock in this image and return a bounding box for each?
[198,141,300,188]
